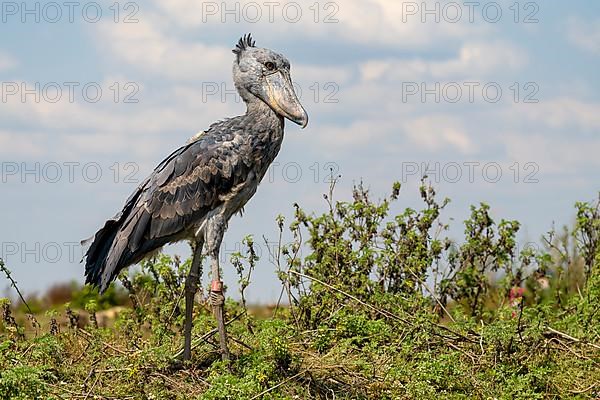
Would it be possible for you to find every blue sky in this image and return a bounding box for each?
[0,0,599,302]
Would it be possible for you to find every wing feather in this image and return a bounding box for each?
[86,118,255,291]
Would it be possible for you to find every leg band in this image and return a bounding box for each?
[210,280,225,306]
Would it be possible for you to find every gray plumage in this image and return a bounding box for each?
[83,34,308,293]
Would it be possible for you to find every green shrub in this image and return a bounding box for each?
[0,184,598,399]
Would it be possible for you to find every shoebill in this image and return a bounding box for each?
[82,34,308,361]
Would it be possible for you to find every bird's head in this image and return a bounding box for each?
[232,34,308,128]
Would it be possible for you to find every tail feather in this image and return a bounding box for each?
[83,184,148,293]
[82,190,171,293]
[83,217,123,292]
[97,207,148,291]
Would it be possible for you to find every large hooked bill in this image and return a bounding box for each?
[265,71,308,128]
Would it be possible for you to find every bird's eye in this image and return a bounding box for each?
[265,62,276,71]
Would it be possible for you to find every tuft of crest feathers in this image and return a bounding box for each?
[233,33,256,60]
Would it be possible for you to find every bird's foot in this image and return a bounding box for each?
[209,280,230,363]
[209,280,225,306]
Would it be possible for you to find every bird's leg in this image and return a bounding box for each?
[210,252,230,362]
[205,216,230,362]
[183,240,203,361]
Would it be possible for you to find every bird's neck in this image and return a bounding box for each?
[244,98,283,128]
[241,98,285,175]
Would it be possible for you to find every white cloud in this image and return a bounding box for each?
[1,1,592,187]
[359,41,527,83]
[503,132,600,174]
[567,17,600,55]
[0,81,244,160]
[293,64,353,86]
[404,115,476,154]
[315,120,397,152]
[309,112,477,161]
[509,98,600,131]
[95,16,232,82]
[1,91,185,135]
[151,0,486,48]
[318,0,483,47]
[0,51,17,71]
[0,131,46,157]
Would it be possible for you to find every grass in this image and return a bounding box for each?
[1,181,599,399]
